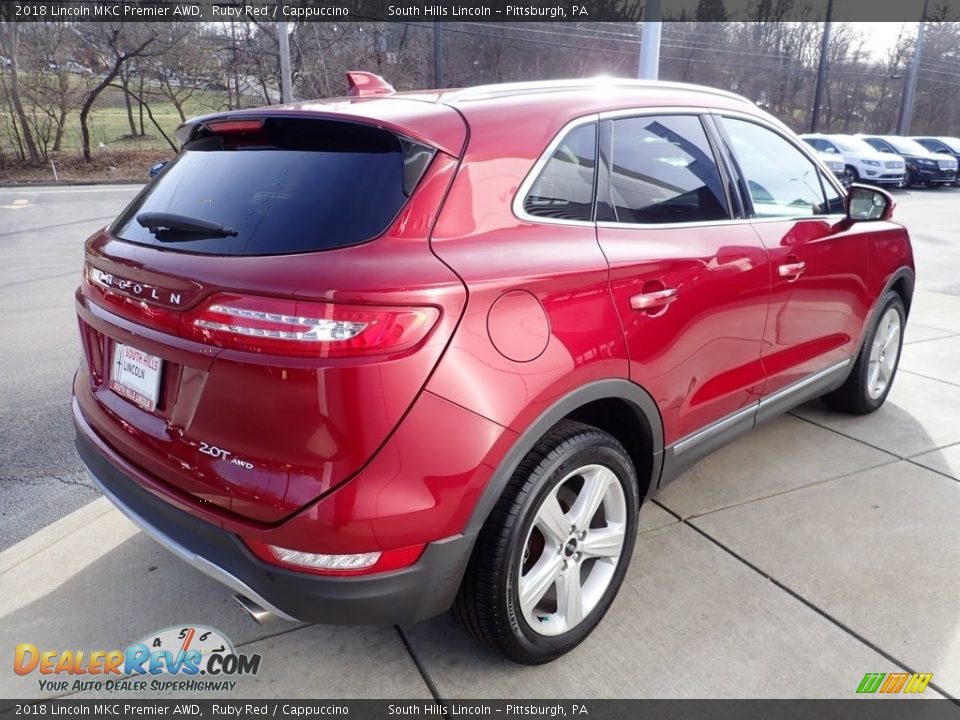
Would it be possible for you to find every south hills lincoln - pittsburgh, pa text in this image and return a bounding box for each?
[387,5,590,18]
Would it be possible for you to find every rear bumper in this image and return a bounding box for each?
[74,408,476,626]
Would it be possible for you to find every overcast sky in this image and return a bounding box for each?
[850,22,912,59]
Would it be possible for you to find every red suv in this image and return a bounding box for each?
[74,74,914,664]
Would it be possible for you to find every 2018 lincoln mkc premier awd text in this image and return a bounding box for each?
[73,73,914,664]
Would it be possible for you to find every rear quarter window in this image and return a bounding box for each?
[112,118,434,256]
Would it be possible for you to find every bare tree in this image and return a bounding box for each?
[0,11,41,166]
[74,23,178,161]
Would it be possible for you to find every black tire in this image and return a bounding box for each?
[903,167,915,188]
[823,291,905,415]
[845,165,860,183]
[453,420,639,664]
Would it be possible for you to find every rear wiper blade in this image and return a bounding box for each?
[136,212,237,238]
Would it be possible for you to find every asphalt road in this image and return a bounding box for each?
[0,183,958,551]
[0,185,141,550]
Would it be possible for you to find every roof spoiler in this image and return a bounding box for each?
[346,71,396,97]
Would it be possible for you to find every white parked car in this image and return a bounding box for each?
[815,150,848,185]
[801,133,905,187]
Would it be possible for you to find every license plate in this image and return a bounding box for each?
[109,342,163,411]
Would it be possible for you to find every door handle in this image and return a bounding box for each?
[778,261,806,279]
[630,287,678,311]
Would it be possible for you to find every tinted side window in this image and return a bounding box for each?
[524,123,597,221]
[920,139,946,153]
[721,118,828,218]
[820,172,845,214]
[609,115,729,224]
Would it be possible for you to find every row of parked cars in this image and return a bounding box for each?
[802,133,960,188]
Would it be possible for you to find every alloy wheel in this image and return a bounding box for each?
[867,306,902,400]
[518,464,627,637]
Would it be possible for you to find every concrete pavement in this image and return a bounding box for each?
[3,287,959,699]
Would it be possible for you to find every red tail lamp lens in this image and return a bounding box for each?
[185,294,439,358]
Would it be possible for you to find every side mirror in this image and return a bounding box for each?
[847,184,894,222]
[148,160,169,179]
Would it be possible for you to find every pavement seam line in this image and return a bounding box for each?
[653,503,958,703]
[903,332,960,346]
[656,456,902,522]
[899,368,960,390]
[394,625,448,710]
[787,411,907,459]
[905,439,960,459]
[905,457,960,485]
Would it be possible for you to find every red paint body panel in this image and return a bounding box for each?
[597,223,769,445]
[751,218,871,395]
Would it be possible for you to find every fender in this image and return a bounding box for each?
[843,265,915,386]
[464,378,664,535]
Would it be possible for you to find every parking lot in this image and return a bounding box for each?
[2,184,960,699]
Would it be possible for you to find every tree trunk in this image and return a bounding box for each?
[81,65,124,162]
[112,83,177,152]
[4,25,41,166]
[120,70,137,136]
[137,74,145,136]
[53,108,67,152]
[80,37,153,162]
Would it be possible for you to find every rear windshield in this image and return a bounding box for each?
[112,118,435,256]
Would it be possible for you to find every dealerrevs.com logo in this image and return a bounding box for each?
[13,625,261,693]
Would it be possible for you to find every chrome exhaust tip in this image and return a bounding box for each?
[233,593,275,624]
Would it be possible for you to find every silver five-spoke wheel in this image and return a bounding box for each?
[867,306,902,400]
[519,464,627,636]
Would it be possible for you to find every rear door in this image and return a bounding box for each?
[715,114,869,409]
[595,111,771,468]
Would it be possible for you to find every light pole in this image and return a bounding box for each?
[897,2,928,136]
[810,0,834,133]
[638,0,662,80]
[277,20,293,104]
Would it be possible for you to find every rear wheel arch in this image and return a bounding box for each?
[465,379,664,536]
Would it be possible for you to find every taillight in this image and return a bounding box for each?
[184,294,439,358]
[83,266,439,358]
[244,539,424,576]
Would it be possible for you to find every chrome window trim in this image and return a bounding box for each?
[513,105,851,230]
[512,113,600,228]
[712,108,851,209]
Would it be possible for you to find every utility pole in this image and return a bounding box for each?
[277,20,293,103]
[638,0,662,80]
[897,2,928,136]
[433,23,443,88]
[810,0,833,133]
